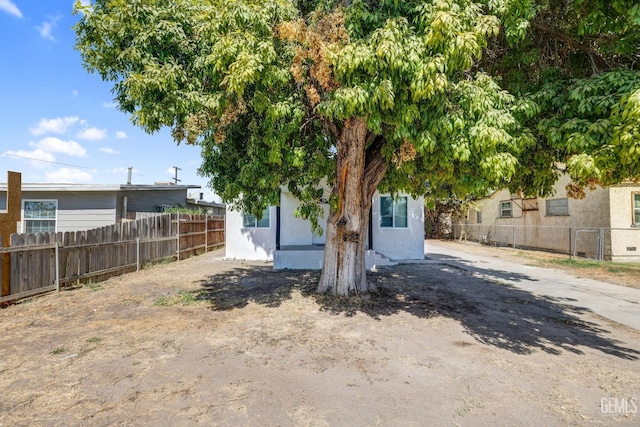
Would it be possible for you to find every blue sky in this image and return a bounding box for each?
[0,1,219,202]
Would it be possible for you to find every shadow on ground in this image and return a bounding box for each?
[195,261,639,360]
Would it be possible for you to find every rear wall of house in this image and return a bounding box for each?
[121,189,188,212]
[13,191,117,233]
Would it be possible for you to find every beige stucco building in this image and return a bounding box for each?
[461,175,640,261]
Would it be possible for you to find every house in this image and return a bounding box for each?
[186,193,226,216]
[225,188,425,269]
[463,174,640,261]
[0,178,202,233]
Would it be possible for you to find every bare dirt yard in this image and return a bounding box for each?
[1,248,639,426]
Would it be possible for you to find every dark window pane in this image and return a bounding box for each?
[243,213,256,227]
[394,197,408,227]
[380,197,393,227]
[256,208,270,228]
[243,208,270,228]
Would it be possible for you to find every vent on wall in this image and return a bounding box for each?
[627,247,637,252]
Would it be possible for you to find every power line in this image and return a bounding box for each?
[0,152,93,170]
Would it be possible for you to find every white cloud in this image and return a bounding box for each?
[115,131,127,139]
[71,90,79,97]
[30,137,87,157]
[76,127,107,140]
[102,102,116,109]
[99,147,119,155]
[36,16,62,41]
[45,168,93,183]
[30,116,80,135]
[2,149,56,168]
[0,0,22,18]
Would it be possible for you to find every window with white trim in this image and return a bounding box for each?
[546,198,569,216]
[243,207,270,228]
[633,193,640,226]
[23,200,57,233]
[500,201,512,218]
[380,196,408,228]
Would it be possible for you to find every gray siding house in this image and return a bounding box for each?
[0,183,201,233]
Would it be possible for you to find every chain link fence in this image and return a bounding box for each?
[451,224,640,262]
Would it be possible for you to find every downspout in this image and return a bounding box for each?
[276,206,281,251]
[368,206,373,251]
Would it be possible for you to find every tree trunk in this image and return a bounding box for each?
[317,118,386,296]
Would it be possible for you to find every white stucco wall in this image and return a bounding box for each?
[371,194,425,260]
[227,191,425,264]
[225,205,277,260]
[279,192,327,246]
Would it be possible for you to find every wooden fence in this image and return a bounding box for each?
[0,213,224,303]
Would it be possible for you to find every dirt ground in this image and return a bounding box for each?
[1,248,639,426]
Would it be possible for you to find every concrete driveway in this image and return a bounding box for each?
[424,240,640,331]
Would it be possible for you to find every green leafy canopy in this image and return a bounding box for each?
[74,0,640,218]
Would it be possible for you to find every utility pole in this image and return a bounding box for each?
[172,166,181,184]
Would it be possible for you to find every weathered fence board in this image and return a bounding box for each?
[0,213,225,303]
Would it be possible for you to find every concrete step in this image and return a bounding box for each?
[366,250,397,270]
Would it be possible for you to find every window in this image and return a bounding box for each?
[243,207,270,228]
[634,193,640,226]
[380,196,408,228]
[23,200,57,233]
[546,198,569,216]
[500,201,512,218]
[476,210,482,224]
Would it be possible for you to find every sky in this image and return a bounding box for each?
[0,1,220,202]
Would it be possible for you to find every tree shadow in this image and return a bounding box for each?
[195,262,639,360]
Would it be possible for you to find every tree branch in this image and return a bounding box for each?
[324,119,340,139]
[363,136,387,199]
[531,22,609,73]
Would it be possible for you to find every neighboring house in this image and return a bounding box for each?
[186,193,226,216]
[225,188,425,269]
[0,182,201,233]
[464,174,640,261]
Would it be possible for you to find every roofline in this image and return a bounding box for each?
[0,183,201,192]
[186,198,226,208]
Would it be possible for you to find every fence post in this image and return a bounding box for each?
[136,237,140,271]
[512,226,516,250]
[55,242,60,292]
[176,213,180,261]
[568,227,572,259]
[205,215,208,253]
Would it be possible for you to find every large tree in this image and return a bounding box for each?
[74,0,640,295]
[482,0,640,196]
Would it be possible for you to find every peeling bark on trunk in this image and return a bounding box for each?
[317,118,386,296]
